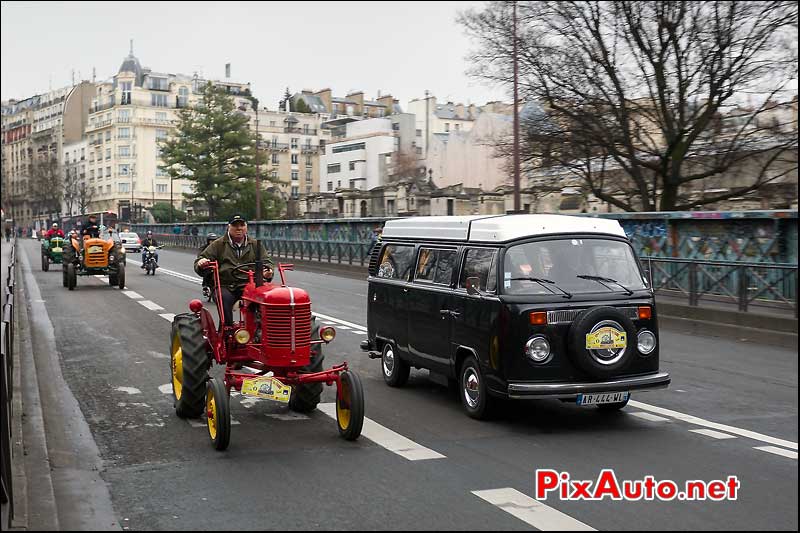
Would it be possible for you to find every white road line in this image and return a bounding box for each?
[265,412,310,421]
[159,313,176,322]
[158,384,172,394]
[188,418,240,428]
[122,290,143,299]
[115,387,141,395]
[93,274,106,278]
[753,446,798,460]
[689,429,737,440]
[336,325,352,330]
[318,403,445,461]
[138,300,165,311]
[630,412,671,422]
[313,312,368,332]
[472,488,595,531]
[630,400,798,451]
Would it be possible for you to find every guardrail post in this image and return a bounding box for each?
[689,262,698,306]
[738,265,748,312]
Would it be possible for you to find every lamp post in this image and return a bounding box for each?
[512,0,521,213]
[170,175,175,224]
[255,107,261,221]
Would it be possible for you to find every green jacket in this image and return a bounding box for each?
[194,235,273,291]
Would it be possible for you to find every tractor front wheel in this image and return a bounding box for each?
[170,313,209,418]
[288,320,324,413]
[41,253,49,272]
[206,377,231,451]
[117,264,126,289]
[336,370,364,441]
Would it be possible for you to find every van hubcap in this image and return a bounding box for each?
[463,368,480,408]
[382,347,395,376]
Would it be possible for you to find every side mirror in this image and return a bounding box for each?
[465,277,483,296]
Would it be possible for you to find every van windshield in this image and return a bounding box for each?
[502,238,647,295]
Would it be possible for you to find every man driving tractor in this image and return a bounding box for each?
[82,214,100,238]
[194,215,274,325]
[141,231,159,268]
[46,223,64,239]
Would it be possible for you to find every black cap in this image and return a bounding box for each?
[228,214,247,225]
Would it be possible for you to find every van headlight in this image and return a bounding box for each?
[525,336,551,363]
[637,330,657,355]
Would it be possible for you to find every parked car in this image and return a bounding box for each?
[118,232,142,253]
[361,214,670,419]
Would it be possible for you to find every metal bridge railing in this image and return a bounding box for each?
[643,257,798,317]
[1,237,17,518]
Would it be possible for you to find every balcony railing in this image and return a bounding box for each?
[86,119,113,131]
[301,145,320,153]
[90,102,115,114]
[257,141,290,151]
[285,127,317,135]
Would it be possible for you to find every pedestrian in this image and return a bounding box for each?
[190,225,199,237]
[172,224,181,236]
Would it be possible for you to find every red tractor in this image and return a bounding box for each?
[169,250,364,451]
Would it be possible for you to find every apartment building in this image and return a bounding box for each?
[84,48,252,222]
[1,81,94,228]
[292,88,401,120]
[406,94,484,157]
[248,109,330,202]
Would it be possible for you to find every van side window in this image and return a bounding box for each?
[415,248,457,285]
[459,248,497,292]
[377,244,415,280]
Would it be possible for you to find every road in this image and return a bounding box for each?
[15,240,798,530]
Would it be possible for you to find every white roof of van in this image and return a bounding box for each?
[381,214,626,242]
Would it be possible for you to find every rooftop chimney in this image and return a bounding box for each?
[225,63,231,78]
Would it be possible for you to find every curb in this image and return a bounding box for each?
[659,314,798,349]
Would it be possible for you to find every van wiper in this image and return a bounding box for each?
[509,277,572,299]
[576,275,633,295]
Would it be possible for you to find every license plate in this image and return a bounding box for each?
[586,327,627,349]
[241,376,292,403]
[577,391,629,406]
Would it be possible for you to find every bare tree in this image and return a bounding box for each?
[389,150,424,181]
[77,182,94,215]
[30,155,63,221]
[460,1,798,211]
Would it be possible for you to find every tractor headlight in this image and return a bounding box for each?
[119,247,126,254]
[320,326,336,343]
[525,336,551,363]
[637,330,657,355]
[234,329,251,344]
[109,255,115,262]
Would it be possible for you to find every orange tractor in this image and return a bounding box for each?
[63,231,126,290]
[170,245,364,450]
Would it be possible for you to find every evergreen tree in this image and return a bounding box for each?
[159,82,273,220]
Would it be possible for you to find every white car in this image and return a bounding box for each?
[118,232,142,253]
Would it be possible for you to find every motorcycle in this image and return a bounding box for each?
[142,245,164,275]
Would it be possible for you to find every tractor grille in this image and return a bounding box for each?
[85,252,108,268]
[547,307,640,325]
[264,302,312,351]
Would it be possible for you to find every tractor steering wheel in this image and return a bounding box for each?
[231,262,274,282]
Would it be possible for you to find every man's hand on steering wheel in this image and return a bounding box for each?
[231,262,275,282]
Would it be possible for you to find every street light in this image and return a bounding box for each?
[255,107,261,221]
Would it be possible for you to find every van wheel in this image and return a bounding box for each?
[381,343,409,387]
[459,355,494,420]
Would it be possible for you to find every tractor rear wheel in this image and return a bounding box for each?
[336,369,364,441]
[170,313,209,418]
[206,377,231,451]
[288,320,324,413]
[67,263,77,290]
[117,264,126,289]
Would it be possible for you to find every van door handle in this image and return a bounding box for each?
[449,311,461,318]
[440,310,450,317]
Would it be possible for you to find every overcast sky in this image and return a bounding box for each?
[1,1,508,109]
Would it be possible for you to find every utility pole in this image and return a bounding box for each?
[513,0,521,213]
[424,90,430,159]
[255,107,261,220]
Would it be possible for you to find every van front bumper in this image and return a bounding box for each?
[507,372,670,399]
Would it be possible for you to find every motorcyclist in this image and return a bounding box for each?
[82,214,100,238]
[141,231,159,268]
[199,232,219,299]
[45,223,64,239]
[194,215,274,326]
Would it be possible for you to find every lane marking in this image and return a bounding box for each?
[128,259,203,284]
[630,412,671,423]
[689,429,737,440]
[313,312,367,332]
[123,290,143,299]
[158,384,173,394]
[188,418,240,428]
[472,488,595,531]
[753,446,798,460]
[318,403,445,461]
[115,387,141,395]
[630,400,798,451]
[138,300,165,311]
[159,313,176,322]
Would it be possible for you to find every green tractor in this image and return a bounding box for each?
[41,236,66,272]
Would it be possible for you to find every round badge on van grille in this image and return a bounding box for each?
[586,320,627,365]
